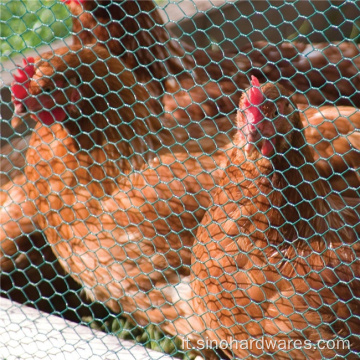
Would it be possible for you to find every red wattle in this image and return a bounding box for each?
[12,84,28,101]
[37,108,67,125]
[12,57,35,103]
[261,139,275,157]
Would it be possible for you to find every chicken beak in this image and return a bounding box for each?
[244,142,256,156]
[242,123,261,157]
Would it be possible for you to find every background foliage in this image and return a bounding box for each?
[0,0,71,61]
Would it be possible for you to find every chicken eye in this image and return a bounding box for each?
[43,86,52,93]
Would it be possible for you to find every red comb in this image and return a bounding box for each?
[247,76,264,105]
[11,57,35,101]
[242,75,264,124]
[250,76,260,87]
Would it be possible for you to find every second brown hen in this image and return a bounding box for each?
[191,77,360,359]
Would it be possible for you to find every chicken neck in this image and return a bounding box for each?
[234,141,346,246]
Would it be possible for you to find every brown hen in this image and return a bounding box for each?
[191,77,360,359]
[8,45,234,354]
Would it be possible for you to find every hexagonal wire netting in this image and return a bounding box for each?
[1,0,360,359]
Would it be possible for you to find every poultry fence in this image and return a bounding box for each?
[1,0,360,359]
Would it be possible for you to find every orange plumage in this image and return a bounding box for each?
[191,78,360,359]
[9,45,233,354]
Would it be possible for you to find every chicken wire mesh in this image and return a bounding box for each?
[1,0,360,359]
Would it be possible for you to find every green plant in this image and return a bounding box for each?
[0,0,71,61]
